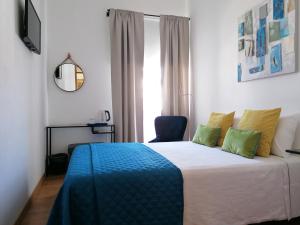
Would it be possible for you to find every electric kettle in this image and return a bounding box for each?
[99,110,111,123]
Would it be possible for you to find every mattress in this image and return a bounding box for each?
[145,141,300,225]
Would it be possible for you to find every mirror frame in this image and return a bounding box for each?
[53,54,85,93]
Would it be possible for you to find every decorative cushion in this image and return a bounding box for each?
[222,128,262,159]
[192,125,221,147]
[207,112,235,146]
[272,116,298,157]
[238,108,281,157]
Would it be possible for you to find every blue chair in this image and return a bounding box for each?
[149,116,188,143]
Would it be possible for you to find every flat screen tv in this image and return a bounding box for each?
[23,0,41,55]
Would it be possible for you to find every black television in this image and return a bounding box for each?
[23,0,41,55]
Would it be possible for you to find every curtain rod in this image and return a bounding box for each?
[106,9,190,20]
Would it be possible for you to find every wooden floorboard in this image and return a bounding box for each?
[17,176,64,225]
[17,175,300,225]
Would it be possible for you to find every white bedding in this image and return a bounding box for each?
[145,141,300,225]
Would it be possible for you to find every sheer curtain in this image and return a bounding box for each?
[110,9,144,142]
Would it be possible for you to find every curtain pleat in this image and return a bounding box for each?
[110,9,144,142]
[160,15,190,139]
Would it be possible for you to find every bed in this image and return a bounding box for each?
[47,140,300,225]
[146,141,300,225]
[47,143,184,225]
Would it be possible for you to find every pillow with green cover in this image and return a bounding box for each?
[192,125,221,147]
[222,128,261,159]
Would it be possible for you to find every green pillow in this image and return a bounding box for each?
[222,128,261,159]
[192,125,221,147]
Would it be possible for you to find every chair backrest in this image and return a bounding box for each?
[154,116,187,142]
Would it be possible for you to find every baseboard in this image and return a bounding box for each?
[14,176,45,225]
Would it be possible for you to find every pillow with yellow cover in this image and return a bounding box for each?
[207,112,235,146]
[238,108,281,157]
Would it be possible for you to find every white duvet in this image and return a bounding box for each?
[145,141,300,225]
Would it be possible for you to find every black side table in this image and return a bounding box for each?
[45,124,115,175]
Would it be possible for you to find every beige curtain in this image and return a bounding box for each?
[160,15,190,138]
[160,15,190,118]
[110,9,144,142]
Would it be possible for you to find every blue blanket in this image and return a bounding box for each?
[47,143,183,225]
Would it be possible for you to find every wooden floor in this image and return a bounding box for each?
[17,175,300,225]
[17,176,64,225]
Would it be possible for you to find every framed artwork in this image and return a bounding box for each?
[238,0,296,82]
[271,43,283,73]
[239,39,245,51]
[245,40,255,56]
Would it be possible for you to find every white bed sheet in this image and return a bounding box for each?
[285,156,300,219]
[145,141,300,225]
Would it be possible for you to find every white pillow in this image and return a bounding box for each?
[232,118,240,129]
[292,114,300,149]
[272,116,298,157]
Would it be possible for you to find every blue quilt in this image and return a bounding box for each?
[47,143,183,225]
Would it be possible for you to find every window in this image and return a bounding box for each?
[143,18,161,142]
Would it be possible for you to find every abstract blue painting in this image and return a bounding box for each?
[239,39,245,51]
[245,11,253,35]
[271,44,282,73]
[249,65,264,74]
[260,18,266,28]
[259,4,268,19]
[256,27,266,57]
[238,0,296,82]
[269,21,281,42]
[280,18,289,38]
[239,23,245,37]
[273,0,284,20]
[238,64,242,82]
[259,56,265,66]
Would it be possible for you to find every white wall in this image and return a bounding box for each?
[47,0,188,153]
[0,0,47,224]
[189,0,300,131]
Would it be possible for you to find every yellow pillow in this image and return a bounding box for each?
[207,112,235,146]
[238,108,281,157]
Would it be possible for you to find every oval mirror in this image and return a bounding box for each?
[54,63,85,92]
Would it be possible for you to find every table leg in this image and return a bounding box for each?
[49,128,52,156]
[45,128,48,176]
[110,126,113,142]
[113,125,116,142]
